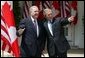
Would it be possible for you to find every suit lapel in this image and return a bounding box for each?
[27,16,37,34]
[51,18,56,35]
[44,21,53,36]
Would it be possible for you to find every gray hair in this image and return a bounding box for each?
[43,8,52,15]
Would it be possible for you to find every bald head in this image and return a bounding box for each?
[29,6,39,19]
[43,8,53,20]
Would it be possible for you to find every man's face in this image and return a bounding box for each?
[45,10,53,20]
[31,7,39,19]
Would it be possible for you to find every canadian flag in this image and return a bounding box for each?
[1,1,20,57]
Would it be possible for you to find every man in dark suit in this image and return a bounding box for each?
[43,8,74,57]
[18,6,46,57]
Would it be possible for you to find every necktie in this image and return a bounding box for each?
[34,20,37,31]
[34,20,39,37]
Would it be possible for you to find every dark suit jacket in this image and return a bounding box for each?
[44,17,71,56]
[18,16,46,57]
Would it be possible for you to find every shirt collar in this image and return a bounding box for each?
[31,16,35,22]
[48,20,52,23]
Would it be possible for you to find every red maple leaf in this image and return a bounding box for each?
[2,2,15,27]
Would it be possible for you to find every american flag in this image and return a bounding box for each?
[65,1,71,17]
[60,1,71,18]
[52,1,61,18]
[22,1,32,19]
[22,1,65,19]
[42,1,51,9]
[22,1,77,24]
[41,1,70,18]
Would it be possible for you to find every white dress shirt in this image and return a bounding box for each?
[48,21,53,36]
[31,16,39,37]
